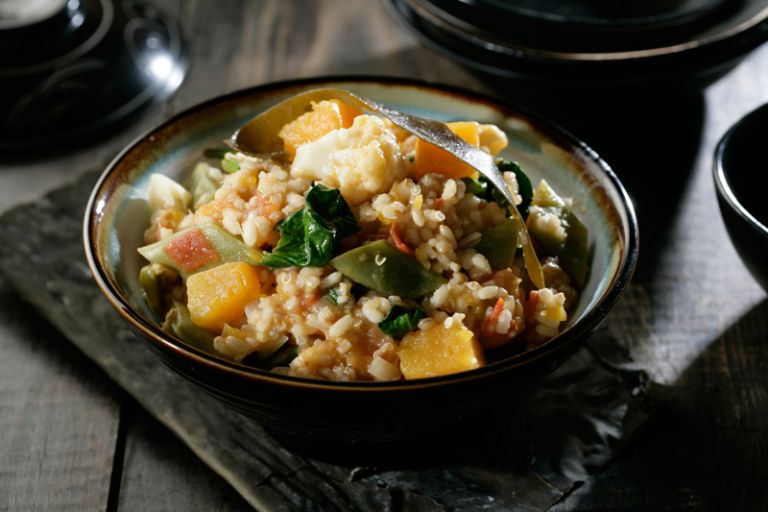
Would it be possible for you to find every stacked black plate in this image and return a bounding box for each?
[387,0,768,89]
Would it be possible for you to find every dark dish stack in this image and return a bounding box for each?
[387,0,768,89]
[0,0,188,155]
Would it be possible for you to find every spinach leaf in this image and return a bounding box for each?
[461,176,487,196]
[306,184,359,238]
[497,159,533,218]
[260,208,334,267]
[461,160,533,218]
[261,185,359,268]
[378,305,425,338]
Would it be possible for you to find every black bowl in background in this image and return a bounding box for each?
[714,103,768,292]
[0,0,188,156]
[387,0,768,91]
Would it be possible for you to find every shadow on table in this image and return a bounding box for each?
[555,298,768,511]
[474,75,706,286]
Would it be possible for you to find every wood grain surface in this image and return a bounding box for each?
[1,0,767,510]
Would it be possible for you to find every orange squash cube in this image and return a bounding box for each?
[398,317,485,379]
[186,262,261,331]
[412,121,481,179]
[278,99,361,157]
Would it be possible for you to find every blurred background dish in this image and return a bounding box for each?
[386,0,768,89]
[714,102,768,292]
[0,0,188,156]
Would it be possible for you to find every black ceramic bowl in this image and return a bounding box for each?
[714,103,768,292]
[388,0,768,90]
[84,77,639,441]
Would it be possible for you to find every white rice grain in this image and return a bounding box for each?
[328,314,355,338]
[477,285,500,300]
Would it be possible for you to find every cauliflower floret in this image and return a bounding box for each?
[290,115,406,205]
[147,174,191,212]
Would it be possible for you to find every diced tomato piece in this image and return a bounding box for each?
[163,228,220,272]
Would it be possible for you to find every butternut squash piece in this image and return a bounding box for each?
[186,262,261,330]
[412,121,481,179]
[278,99,361,157]
[398,318,485,379]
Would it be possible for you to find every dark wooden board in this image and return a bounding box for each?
[0,277,120,511]
[115,400,252,512]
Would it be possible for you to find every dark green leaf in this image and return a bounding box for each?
[261,185,359,268]
[378,305,425,338]
[203,148,229,159]
[260,208,334,267]
[305,184,359,239]
[497,159,533,218]
[326,286,339,304]
[461,177,487,197]
[463,160,533,219]
[464,175,509,211]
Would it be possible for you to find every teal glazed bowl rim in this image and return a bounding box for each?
[84,76,639,393]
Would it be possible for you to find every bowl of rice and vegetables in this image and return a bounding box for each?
[85,78,637,439]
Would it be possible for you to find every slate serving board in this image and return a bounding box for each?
[0,171,658,511]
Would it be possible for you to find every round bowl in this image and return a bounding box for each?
[84,77,639,441]
[714,102,768,292]
[387,0,768,90]
[0,0,188,155]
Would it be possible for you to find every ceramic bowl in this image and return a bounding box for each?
[84,77,639,441]
[0,0,188,154]
[388,0,768,90]
[714,103,768,292]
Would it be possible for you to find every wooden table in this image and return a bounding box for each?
[1,1,767,510]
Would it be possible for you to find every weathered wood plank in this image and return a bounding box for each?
[115,400,252,512]
[0,277,120,511]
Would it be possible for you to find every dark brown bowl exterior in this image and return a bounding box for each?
[84,77,639,442]
[714,103,768,292]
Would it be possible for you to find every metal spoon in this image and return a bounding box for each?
[227,88,545,288]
